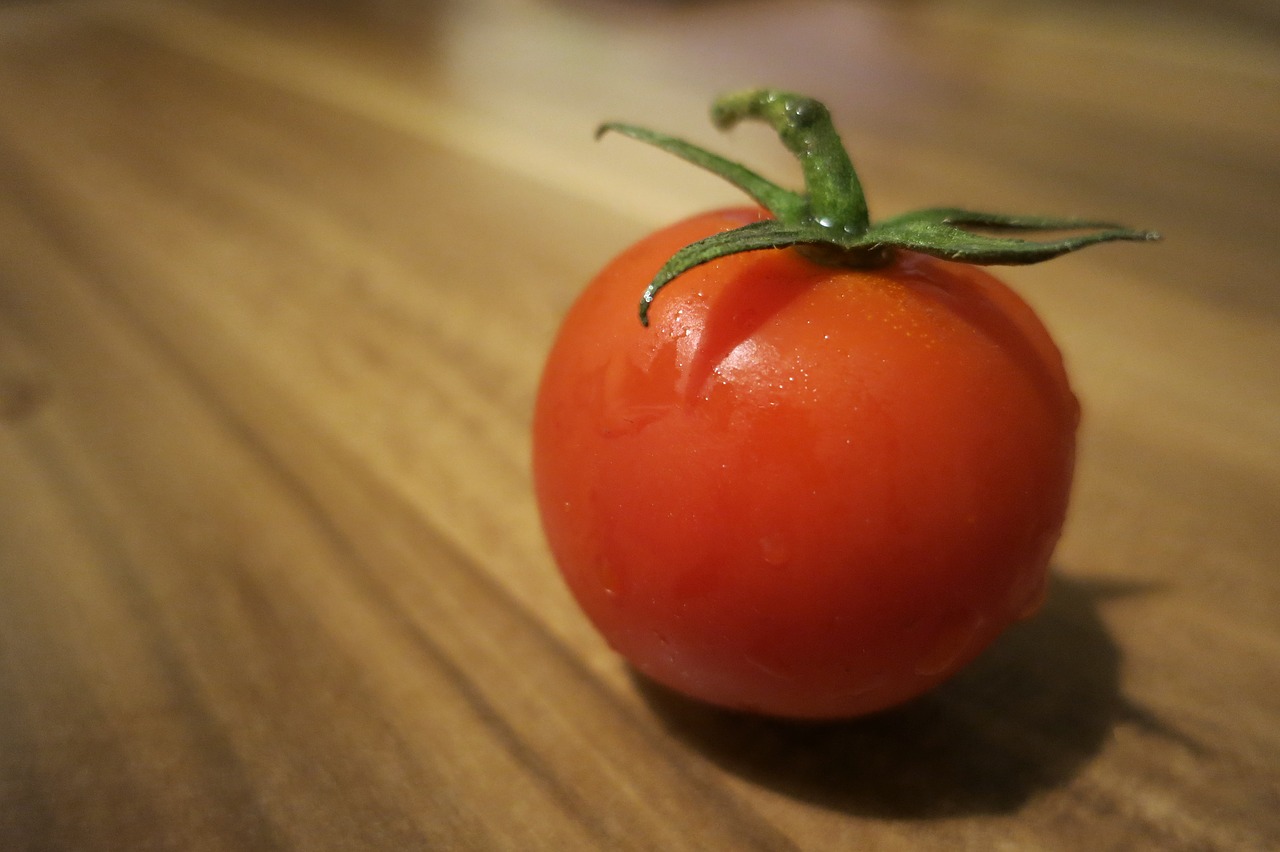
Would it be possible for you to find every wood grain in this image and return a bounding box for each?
[2,0,1277,848]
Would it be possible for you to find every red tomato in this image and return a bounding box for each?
[533,207,1080,719]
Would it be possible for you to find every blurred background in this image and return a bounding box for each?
[2,0,1277,848]
[120,0,1277,304]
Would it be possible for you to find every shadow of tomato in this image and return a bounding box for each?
[632,572,1134,817]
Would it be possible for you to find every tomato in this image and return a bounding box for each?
[534,207,1080,718]
[533,89,1153,719]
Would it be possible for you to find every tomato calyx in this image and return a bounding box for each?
[597,88,1160,326]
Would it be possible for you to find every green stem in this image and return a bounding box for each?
[711,90,870,236]
[596,88,1159,325]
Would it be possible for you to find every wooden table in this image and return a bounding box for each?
[2,0,1277,848]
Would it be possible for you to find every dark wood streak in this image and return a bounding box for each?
[3,419,292,850]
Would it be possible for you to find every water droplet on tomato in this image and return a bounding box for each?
[1014,571,1049,620]
[653,632,677,664]
[596,557,625,600]
[745,653,792,681]
[758,534,791,567]
[914,611,984,677]
[600,345,677,437]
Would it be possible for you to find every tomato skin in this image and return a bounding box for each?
[533,208,1080,719]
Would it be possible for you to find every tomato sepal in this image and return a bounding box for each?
[599,88,1160,325]
[867,207,1161,265]
[596,121,805,223]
